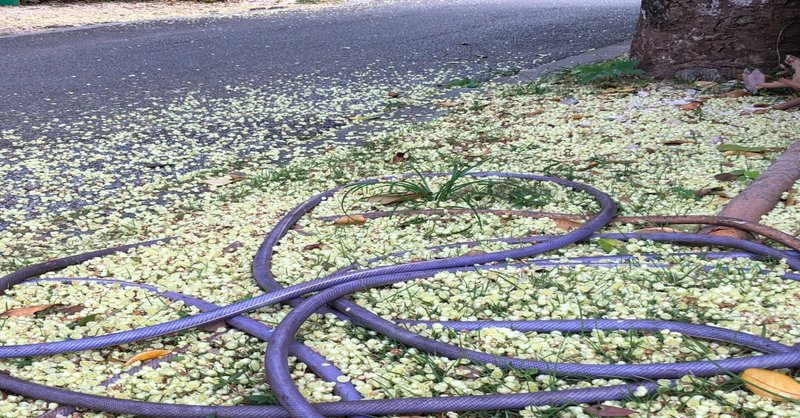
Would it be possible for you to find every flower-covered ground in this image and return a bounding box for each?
[0,0,340,36]
[1,68,799,417]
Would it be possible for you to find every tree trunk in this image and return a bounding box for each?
[630,0,800,80]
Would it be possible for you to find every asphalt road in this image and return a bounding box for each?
[1,0,639,117]
[0,0,640,229]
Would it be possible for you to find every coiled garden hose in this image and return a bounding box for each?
[0,172,796,418]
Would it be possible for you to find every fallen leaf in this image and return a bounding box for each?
[708,228,744,239]
[723,89,750,98]
[200,321,227,332]
[332,215,367,226]
[57,304,86,314]
[584,404,638,417]
[571,114,585,120]
[223,241,243,253]
[524,109,545,116]
[1,304,56,318]
[124,349,172,366]
[463,249,487,257]
[302,243,324,251]
[714,173,739,182]
[743,68,766,93]
[202,176,235,187]
[597,238,625,253]
[694,81,716,88]
[439,100,459,108]
[679,101,703,111]
[662,139,697,146]
[388,91,400,98]
[634,227,684,234]
[554,219,583,230]
[390,152,407,164]
[716,144,772,153]
[741,368,800,400]
[367,193,419,205]
[695,186,724,197]
[75,313,98,326]
[227,171,247,181]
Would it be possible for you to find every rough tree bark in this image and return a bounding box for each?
[630,0,800,80]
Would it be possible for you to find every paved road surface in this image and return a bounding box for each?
[0,0,640,229]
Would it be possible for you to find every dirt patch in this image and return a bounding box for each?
[0,0,343,35]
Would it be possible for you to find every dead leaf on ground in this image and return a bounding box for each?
[388,91,400,98]
[463,249,487,257]
[714,172,740,182]
[332,215,367,226]
[571,114,585,120]
[678,101,703,111]
[302,243,324,251]
[743,68,766,93]
[57,304,86,314]
[367,193,419,205]
[634,227,684,234]
[200,321,228,332]
[708,228,745,239]
[696,186,724,197]
[439,100,459,108]
[584,404,638,417]
[722,150,766,158]
[223,241,243,253]
[523,109,545,116]
[741,368,800,401]
[663,139,697,146]
[1,304,57,318]
[202,176,235,187]
[390,152,407,164]
[723,89,750,98]
[124,349,172,366]
[554,218,583,230]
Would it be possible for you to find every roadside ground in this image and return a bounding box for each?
[0,63,799,417]
[0,0,342,35]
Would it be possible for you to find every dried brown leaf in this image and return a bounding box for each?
[302,243,324,251]
[332,215,367,226]
[223,241,243,254]
[1,304,56,318]
[695,186,724,197]
[367,193,419,205]
[390,152,407,164]
[662,139,697,146]
[584,404,638,417]
[724,89,750,98]
[524,109,545,116]
[554,218,583,230]
[714,173,739,182]
[678,101,703,111]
